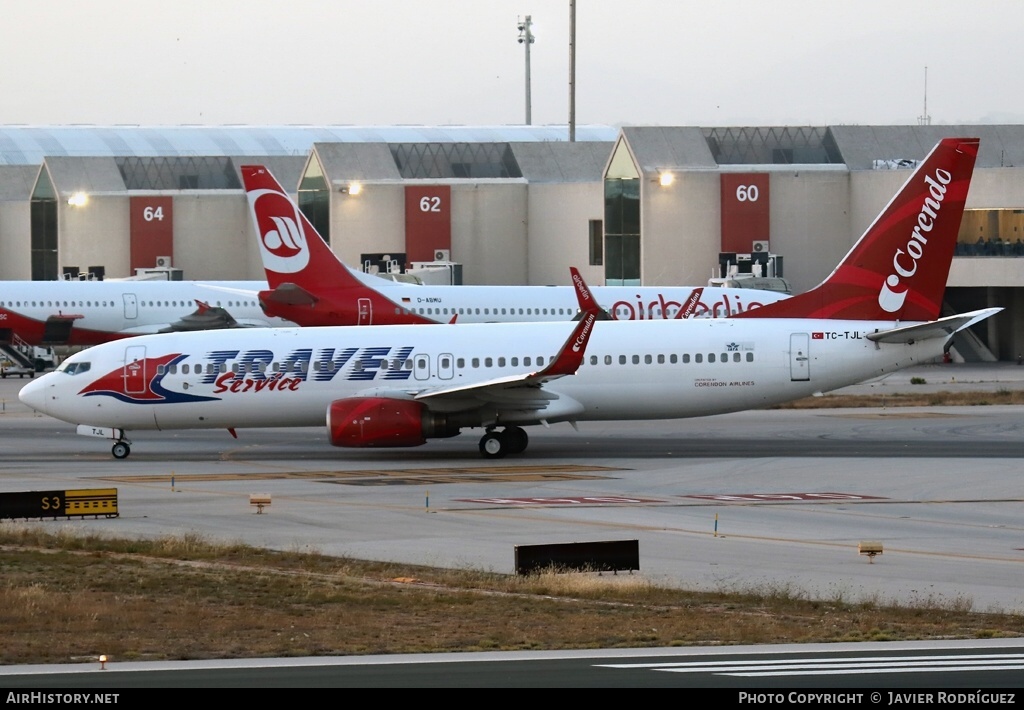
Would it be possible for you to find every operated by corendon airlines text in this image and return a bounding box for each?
[737,691,1016,705]
[7,693,119,704]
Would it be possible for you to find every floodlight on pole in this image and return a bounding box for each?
[517,15,535,125]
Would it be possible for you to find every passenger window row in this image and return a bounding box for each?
[395,306,572,317]
[153,350,754,377]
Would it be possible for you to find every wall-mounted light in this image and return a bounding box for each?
[658,171,674,187]
[341,182,362,195]
[68,192,88,207]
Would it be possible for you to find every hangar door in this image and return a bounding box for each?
[405,186,451,264]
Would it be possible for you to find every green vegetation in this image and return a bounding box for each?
[1,526,1022,665]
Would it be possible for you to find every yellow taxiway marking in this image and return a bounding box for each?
[93,464,622,485]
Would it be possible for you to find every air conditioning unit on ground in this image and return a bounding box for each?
[155,255,173,268]
[752,241,769,253]
[433,249,450,262]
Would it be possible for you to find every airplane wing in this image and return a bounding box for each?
[361,267,599,422]
[866,308,1002,344]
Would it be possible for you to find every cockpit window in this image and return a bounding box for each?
[59,361,92,375]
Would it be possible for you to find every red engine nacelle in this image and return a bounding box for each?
[327,397,429,448]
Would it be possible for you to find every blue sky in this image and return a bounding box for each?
[2,0,1021,127]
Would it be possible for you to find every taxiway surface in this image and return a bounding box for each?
[1,366,1022,612]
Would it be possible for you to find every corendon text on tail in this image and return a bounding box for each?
[878,168,951,312]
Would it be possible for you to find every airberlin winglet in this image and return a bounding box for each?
[733,137,979,322]
[536,268,603,378]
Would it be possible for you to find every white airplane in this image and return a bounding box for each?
[242,164,788,326]
[0,279,288,347]
[21,138,996,461]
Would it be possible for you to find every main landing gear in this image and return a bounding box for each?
[478,426,529,459]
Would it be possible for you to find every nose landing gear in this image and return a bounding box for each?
[111,439,132,460]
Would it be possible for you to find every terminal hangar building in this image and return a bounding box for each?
[0,123,1022,360]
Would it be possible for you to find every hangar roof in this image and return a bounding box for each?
[0,125,616,166]
[311,140,614,183]
[618,124,1024,173]
[510,142,614,182]
[37,155,309,196]
[828,125,1024,170]
[619,127,716,173]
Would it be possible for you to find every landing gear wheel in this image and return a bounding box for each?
[111,442,131,460]
[503,426,529,455]
[479,432,507,459]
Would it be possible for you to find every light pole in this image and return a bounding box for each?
[517,15,535,125]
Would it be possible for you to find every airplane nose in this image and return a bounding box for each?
[18,376,50,415]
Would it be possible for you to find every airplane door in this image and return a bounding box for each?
[358,298,371,326]
[438,353,454,380]
[124,345,147,394]
[790,333,810,381]
[123,293,138,320]
[413,353,431,381]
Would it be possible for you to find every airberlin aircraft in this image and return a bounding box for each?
[0,279,290,347]
[242,165,788,326]
[21,138,996,460]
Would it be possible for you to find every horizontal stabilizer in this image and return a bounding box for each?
[866,308,1002,344]
[261,283,319,306]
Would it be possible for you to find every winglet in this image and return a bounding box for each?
[535,268,603,378]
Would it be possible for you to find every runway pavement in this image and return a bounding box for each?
[1,365,1023,613]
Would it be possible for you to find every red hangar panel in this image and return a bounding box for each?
[405,185,451,265]
[720,173,770,254]
[130,196,174,272]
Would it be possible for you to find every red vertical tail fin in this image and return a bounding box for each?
[735,137,979,321]
[241,166,434,326]
[241,166,364,291]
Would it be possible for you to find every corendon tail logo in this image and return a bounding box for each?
[877,168,951,313]
[249,188,309,274]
